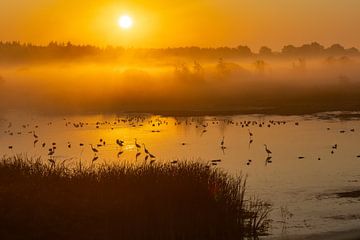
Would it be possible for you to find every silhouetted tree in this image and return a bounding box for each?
[292,58,306,72]
[300,42,324,55]
[326,44,346,55]
[254,60,266,74]
[217,58,227,76]
[282,45,297,56]
[237,45,252,56]
[259,46,272,56]
[347,47,359,55]
[193,61,204,76]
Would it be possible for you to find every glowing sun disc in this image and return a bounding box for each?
[118,15,133,29]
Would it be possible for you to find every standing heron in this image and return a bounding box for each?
[90,144,98,153]
[143,143,150,155]
[134,138,141,150]
[264,144,272,156]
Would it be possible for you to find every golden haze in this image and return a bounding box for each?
[0,0,359,49]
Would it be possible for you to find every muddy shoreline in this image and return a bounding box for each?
[266,228,360,240]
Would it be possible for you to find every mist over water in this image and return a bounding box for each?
[1,43,360,239]
[0,54,360,115]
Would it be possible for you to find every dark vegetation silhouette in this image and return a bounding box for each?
[259,46,272,56]
[0,156,271,240]
[0,41,358,64]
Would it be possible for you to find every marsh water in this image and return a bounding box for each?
[1,111,360,238]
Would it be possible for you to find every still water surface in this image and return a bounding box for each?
[1,111,360,238]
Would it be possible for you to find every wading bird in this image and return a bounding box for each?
[220,136,225,146]
[116,139,124,147]
[92,156,99,163]
[117,151,124,157]
[90,144,98,153]
[264,144,272,156]
[211,159,221,163]
[265,156,272,165]
[134,138,141,150]
[143,143,150,155]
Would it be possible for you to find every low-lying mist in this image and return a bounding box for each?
[1,56,360,115]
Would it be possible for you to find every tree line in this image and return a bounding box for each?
[0,41,358,63]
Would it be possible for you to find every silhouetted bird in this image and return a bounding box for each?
[264,144,272,156]
[116,139,124,147]
[90,144,98,153]
[211,159,221,163]
[143,144,150,155]
[135,138,141,150]
[92,156,99,162]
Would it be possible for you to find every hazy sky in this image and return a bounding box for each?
[0,0,359,50]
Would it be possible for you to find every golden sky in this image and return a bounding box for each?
[0,0,359,50]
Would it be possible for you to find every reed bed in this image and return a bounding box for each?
[0,156,271,240]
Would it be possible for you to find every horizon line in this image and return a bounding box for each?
[0,40,358,52]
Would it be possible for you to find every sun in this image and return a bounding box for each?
[118,15,133,29]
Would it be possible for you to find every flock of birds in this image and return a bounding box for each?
[1,115,360,168]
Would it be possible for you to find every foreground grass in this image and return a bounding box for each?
[0,156,271,240]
